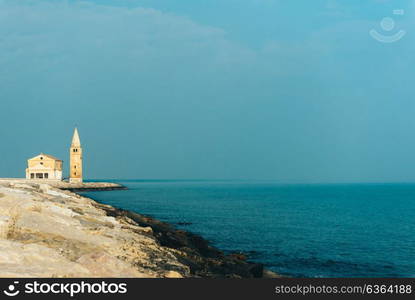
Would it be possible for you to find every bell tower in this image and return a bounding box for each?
[69,127,83,183]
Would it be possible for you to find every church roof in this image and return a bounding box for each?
[28,153,63,162]
[71,127,81,147]
[41,154,62,161]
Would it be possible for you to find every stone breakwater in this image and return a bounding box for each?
[0,179,127,191]
[0,181,278,278]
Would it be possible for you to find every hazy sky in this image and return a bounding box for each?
[1,0,414,182]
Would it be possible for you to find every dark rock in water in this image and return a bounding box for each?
[246,250,260,257]
[176,222,193,226]
[229,253,247,261]
[94,203,266,278]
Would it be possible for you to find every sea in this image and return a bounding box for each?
[81,180,415,278]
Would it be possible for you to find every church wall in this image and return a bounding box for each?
[28,157,62,171]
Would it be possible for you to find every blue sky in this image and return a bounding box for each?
[1,0,415,182]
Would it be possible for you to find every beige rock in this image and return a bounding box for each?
[164,271,183,278]
[0,240,91,277]
[76,252,151,278]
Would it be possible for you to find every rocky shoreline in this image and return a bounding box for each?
[93,201,277,278]
[0,180,279,278]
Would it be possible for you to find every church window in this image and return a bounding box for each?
[40,162,43,165]
[30,173,34,179]
[44,173,49,179]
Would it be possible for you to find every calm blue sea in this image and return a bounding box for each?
[82,181,415,278]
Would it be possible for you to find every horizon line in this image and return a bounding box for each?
[85,179,415,185]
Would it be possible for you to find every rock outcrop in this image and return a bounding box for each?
[0,179,126,191]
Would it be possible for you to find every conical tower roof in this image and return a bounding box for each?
[71,127,81,147]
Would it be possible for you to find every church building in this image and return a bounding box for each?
[25,153,63,180]
[25,128,84,182]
